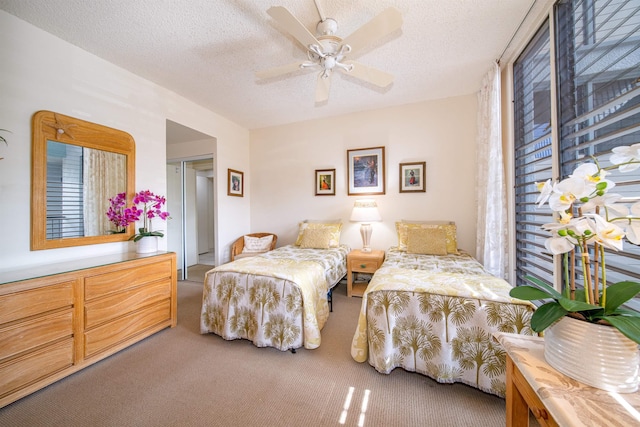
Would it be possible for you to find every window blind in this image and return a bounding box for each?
[513,0,640,310]
[46,141,85,239]
[556,0,640,308]
[513,21,554,288]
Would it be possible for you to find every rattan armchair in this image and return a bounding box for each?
[231,232,278,261]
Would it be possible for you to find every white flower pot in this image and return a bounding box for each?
[544,315,640,393]
[136,236,158,254]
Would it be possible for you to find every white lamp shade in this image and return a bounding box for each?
[350,200,381,253]
[350,199,382,222]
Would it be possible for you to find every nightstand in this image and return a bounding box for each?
[347,249,385,297]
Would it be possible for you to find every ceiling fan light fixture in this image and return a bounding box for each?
[257,5,402,102]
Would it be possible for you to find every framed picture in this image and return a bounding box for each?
[315,168,336,196]
[399,162,426,193]
[347,146,385,195]
[227,168,244,197]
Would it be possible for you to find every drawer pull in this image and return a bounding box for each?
[360,264,367,268]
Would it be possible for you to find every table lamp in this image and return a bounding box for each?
[350,199,382,252]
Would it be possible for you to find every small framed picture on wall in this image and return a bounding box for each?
[227,168,244,197]
[399,162,426,193]
[315,169,336,196]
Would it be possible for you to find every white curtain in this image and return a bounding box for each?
[83,148,127,235]
[475,62,508,279]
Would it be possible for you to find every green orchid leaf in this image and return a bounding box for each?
[531,302,568,332]
[603,315,640,345]
[557,297,601,313]
[609,308,640,317]
[574,289,587,301]
[509,285,554,301]
[603,281,640,313]
[523,276,563,299]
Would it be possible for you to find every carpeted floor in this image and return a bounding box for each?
[0,281,516,426]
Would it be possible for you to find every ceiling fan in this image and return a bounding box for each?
[256,1,403,103]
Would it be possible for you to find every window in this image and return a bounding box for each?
[513,0,640,307]
[46,141,84,239]
[513,21,554,288]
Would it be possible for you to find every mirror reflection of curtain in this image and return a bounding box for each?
[83,148,127,235]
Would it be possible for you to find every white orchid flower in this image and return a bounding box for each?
[545,236,575,255]
[570,162,615,194]
[549,177,585,212]
[587,214,625,251]
[535,179,553,207]
[611,201,640,245]
[610,143,640,173]
[542,220,579,251]
[572,216,597,239]
[581,192,622,213]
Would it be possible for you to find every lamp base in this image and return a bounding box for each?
[360,223,372,252]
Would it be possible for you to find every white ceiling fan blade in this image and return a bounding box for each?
[255,62,307,80]
[315,73,331,103]
[341,61,394,88]
[267,6,321,50]
[342,7,403,55]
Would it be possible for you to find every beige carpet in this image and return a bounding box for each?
[0,281,514,426]
[186,263,213,283]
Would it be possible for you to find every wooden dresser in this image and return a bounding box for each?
[0,252,177,408]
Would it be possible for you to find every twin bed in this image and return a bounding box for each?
[200,220,535,398]
[200,221,349,351]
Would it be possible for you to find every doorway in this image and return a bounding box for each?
[166,120,217,282]
[167,159,214,282]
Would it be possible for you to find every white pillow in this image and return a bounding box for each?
[242,235,273,253]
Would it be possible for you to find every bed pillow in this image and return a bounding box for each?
[295,222,342,248]
[406,228,448,255]
[299,228,332,249]
[395,221,459,254]
[242,235,274,253]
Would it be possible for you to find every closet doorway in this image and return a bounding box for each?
[166,120,216,282]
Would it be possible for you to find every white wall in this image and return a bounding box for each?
[0,11,250,272]
[250,95,479,255]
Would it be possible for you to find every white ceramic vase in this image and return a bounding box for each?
[544,315,640,393]
[136,236,158,254]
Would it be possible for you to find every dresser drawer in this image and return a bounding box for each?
[349,259,380,273]
[84,299,171,358]
[84,279,172,329]
[0,338,74,399]
[84,259,172,301]
[0,310,73,361]
[0,282,74,325]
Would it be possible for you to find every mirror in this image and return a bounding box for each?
[31,110,135,250]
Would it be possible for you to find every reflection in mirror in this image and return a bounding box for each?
[46,141,127,238]
[32,111,135,250]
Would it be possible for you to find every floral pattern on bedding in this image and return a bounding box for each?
[351,247,535,398]
[201,245,349,351]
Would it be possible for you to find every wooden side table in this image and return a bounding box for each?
[495,332,640,427]
[347,249,385,297]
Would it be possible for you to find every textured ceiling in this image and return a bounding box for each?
[0,0,536,130]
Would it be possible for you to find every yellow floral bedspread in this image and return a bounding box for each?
[201,245,348,350]
[350,248,536,398]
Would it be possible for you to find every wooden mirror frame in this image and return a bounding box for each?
[31,110,136,250]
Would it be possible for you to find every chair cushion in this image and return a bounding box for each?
[242,235,274,253]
